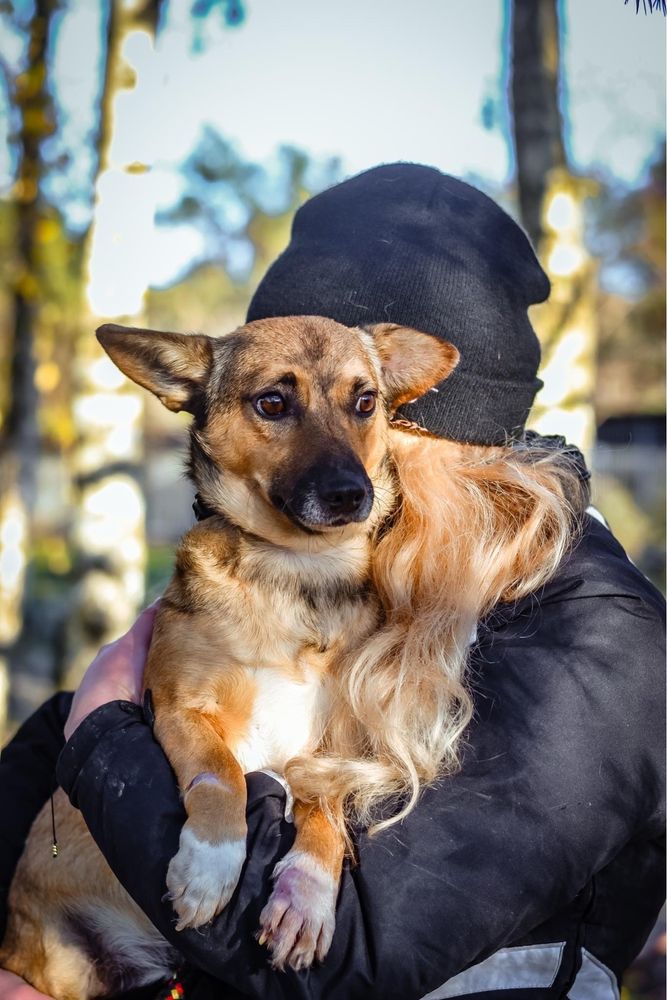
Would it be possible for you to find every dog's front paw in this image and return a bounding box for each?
[258,851,338,971]
[166,826,246,930]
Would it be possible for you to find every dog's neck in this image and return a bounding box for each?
[191,486,370,582]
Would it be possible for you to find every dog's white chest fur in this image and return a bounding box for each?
[232,666,328,774]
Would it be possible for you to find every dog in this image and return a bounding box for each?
[0,315,459,999]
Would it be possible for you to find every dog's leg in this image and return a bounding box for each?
[153,708,247,931]
[258,801,345,971]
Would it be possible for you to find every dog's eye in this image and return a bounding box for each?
[256,393,287,418]
[355,392,376,416]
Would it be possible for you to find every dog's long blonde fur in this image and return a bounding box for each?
[286,430,589,834]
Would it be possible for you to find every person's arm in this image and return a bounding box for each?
[55,579,666,1000]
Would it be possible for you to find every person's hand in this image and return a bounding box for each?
[0,969,53,999]
[64,602,159,742]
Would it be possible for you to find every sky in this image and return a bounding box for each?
[155,0,665,185]
[1,0,665,293]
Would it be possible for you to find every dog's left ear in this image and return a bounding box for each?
[96,324,215,413]
[366,323,459,408]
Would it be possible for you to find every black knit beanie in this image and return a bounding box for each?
[247,162,550,445]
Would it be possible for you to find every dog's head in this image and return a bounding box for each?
[97,316,458,545]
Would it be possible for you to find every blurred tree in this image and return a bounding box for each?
[147,261,250,336]
[143,132,342,428]
[65,0,251,686]
[156,129,339,292]
[587,152,665,593]
[64,0,168,687]
[0,0,251,709]
[510,0,564,250]
[590,151,666,420]
[509,0,598,453]
[0,0,58,732]
[246,149,330,288]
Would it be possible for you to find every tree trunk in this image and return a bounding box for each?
[510,0,598,454]
[511,0,566,249]
[0,0,57,734]
[64,0,164,686]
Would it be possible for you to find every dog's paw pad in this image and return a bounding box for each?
[166,828,246,930]
[258,852,337,970]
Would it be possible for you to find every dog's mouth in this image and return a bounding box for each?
[269,489,374,533]
[271,496,322,535]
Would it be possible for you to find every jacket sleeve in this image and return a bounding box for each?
[0,691,71,941]
[55,577,666,1000]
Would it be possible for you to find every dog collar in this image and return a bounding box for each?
[192,492,217,521]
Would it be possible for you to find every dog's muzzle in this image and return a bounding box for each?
[270,457,374,531]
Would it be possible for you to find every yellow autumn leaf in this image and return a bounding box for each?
[125,161,150,175]
[34,361,60,393]
[35,217,59,243]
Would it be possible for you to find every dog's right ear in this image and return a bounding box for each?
[366,323,459,408]
[96,324,214,413]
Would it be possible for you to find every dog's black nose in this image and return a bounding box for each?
[320,480,368,515]
[276,454,374,528]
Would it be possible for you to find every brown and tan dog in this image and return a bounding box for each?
[0,316,458,999]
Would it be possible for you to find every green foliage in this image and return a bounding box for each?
[145,543,176,600]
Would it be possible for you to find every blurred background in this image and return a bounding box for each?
[0,0,665,992]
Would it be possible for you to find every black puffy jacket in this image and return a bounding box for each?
[1,516,664,1000]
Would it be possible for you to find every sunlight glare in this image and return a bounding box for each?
[90,356,127,391]
[539,328,591,406]
[86,170,156,317]
[546,192,577,231]
[74,392,142,430]
[77,477,145,554]
[0,509,26,591]
[548,243,585,277]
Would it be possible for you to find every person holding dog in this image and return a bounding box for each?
[0,164,664,1000]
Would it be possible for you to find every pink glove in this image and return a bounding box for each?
[64,602,159,742]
